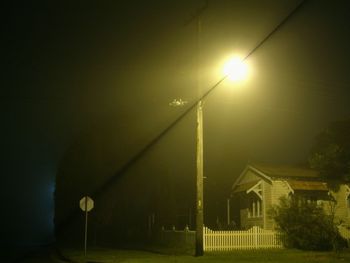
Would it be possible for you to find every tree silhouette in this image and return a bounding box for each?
[309,119,350,189]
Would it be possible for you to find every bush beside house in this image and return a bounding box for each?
[270,196,347,251]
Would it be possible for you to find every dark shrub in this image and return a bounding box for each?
[270,197,347,251]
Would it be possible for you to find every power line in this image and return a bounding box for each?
[200,0,309,103]
[56,0,310,233]
[244,0,308,60]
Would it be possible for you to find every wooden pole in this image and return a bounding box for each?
[84,196,88,256]
[195,10,205,257]
[195,100,204,256]
[227,198,230,226]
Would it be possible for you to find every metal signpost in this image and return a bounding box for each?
[79,196,94,256]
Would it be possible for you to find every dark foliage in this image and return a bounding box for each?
[309,119,350,188]
[271,197,347,251]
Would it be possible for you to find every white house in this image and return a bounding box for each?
[231,164,350,231]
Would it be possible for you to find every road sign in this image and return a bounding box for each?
[79,196,94,256]
[79,196,94,212]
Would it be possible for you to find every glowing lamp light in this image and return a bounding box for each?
[223,57,248,81]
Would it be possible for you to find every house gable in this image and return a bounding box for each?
[232,165,272,193]
[247,181,263,200]
[231,165,274,229]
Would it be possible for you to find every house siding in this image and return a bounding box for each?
[240,208,264,229]
[271,181,291,205]
[331,185,350,225]
[263,181,274,230]
[261,180,291,230]
[240,208,248,228]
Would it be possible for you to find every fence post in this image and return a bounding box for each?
[203,226,206,251]
[254,226,258,249]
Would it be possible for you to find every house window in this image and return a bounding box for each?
[293,194,318,206]
[306,196,317,204]
[248,198,262,218]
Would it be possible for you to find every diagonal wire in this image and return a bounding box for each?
[56,0,309,232]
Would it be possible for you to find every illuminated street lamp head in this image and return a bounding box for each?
[223,57,248,82]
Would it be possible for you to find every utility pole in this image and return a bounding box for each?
[227,198,230,226]
[196,98,204,256]
[194,4,206,257]
[184,2,207,256]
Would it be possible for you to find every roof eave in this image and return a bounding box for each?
[231,164,272,191]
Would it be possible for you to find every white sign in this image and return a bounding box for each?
[79,196,94,256]
[79,196,94,212]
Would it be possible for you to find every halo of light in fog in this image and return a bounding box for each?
[223,57,248,81]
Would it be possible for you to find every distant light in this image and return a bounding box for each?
[169,99,188,107]
[223,57,248,82]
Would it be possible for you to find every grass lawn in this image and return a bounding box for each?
[62,247,350,263]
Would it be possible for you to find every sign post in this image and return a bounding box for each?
[79,196,94,256]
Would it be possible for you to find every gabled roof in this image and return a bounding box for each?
[252,163,320,180]
[287,180,328,191]
[231,165,272,191]
[233,180,260,193]
[232,164,326,194]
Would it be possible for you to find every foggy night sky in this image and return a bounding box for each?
[2,0,350,247]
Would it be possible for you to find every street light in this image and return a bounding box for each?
[223,56,249,82]
[195,56,249,256]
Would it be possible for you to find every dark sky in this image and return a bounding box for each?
[2,0,350,247]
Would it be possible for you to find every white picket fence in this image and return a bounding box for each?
[159,224,350,251]
[203,226,284,251]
